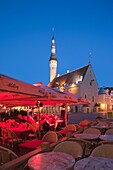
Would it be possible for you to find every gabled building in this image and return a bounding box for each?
[98,87,113,113]
[48,36,98,113]
[49,64,98,112]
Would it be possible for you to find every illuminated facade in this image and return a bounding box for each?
[48,37,98,113]
[98,87,113,113]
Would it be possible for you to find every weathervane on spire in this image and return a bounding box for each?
[52,27,54,37]
[88,52,91,64]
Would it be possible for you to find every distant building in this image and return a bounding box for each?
[48,36,98,113]
[98,87,113,113]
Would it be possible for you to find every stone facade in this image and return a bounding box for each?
[98,87,113,113]
[49,64,98,113]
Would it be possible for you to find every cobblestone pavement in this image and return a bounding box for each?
[68,112,108,124]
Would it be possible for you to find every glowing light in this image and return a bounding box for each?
[76,76,83,84]
[67,106,70,112]
[71,83,76,88]
[60,86,64,92]
[100,103,106,109]
[67,70,69,73]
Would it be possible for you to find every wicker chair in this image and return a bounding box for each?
[83,127,101,135]
[64,124,77,131]
[58,124,76,137]
[109,123,113,128]
[42,131,58,142]
[96,121,109,127]
[67,137,94,157]
[98,140,113,145]
[4,128,23,148]
[90,144,113,159]
[28,123,39,139]
[0,146,18,165]
[52,141,83,159]
[105,128,113,135]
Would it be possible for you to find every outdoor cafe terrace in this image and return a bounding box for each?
[1,73,113,169]
[0,113,113,170]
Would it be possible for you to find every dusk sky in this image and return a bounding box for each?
[0,0,113,87]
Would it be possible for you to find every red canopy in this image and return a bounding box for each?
[33,82,79,106]
[0,75,79,107]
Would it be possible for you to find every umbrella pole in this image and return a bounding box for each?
[65,105,68,126]
[37,105,41,139]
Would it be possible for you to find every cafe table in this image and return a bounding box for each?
[74,157,113,170]
[73,133,100,140]
[91,125,109,135]
[27,151,75,170]
[99,134,113,141]
[9,128,32,140]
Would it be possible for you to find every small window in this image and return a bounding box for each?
[92,96,95,102]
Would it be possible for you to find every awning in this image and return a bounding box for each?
[0,74,45,97]
[0,75,79,107]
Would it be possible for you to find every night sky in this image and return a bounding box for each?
[0,0,113,87]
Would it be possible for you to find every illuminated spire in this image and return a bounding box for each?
[49,28,58,82]
[51,36,55,56]
[49,28,57,61]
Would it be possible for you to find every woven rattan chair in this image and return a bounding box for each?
[28,123,39,139]
[98,140,113,145]
[58,124,77,137]
[67,137,94,157]
[64,124,77,131]
[96,121,109,127]
[90,144,113,159]
[109,123,113,128]
[83,127,101,135]
[105,128,113,135]
[4,128,22,148]
[42,131,58,142]
[53,140,83,159]
[0,146,18,165]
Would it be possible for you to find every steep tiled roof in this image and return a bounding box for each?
[98,87,106,95]
[104,87,113,95]
[104,87,113,90]
[49,55,57,61]
[48,65,89,88]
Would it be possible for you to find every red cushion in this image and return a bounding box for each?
[58,130,74,135]
[19,139,49,150]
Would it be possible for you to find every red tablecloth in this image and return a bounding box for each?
[10,128,32,139]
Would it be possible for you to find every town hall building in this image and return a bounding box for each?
[48,36,98,113]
